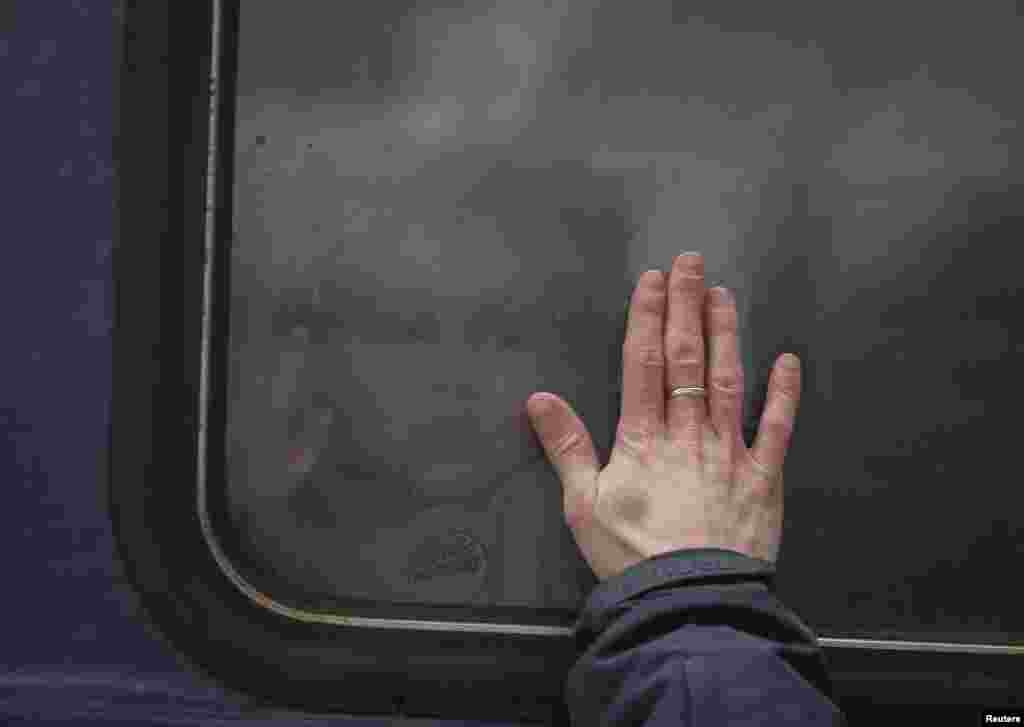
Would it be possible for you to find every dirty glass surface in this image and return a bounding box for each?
[223,0,1024,642]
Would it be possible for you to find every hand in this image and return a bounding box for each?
[525,252,802,581]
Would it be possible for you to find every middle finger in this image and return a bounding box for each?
[665,252,707,442]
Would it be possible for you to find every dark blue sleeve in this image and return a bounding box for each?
[565,548,847,726]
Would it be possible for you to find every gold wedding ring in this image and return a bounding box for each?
[625,282,710,402]
[668,386,707,399]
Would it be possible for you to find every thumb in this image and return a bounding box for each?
[525,393,601,527]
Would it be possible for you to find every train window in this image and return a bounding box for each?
[111,0,1024,721]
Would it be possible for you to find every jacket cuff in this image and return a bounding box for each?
[572,547,779,642]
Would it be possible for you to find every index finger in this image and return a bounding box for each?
[618,270,667,446]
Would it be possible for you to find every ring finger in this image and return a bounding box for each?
[704,284,745,458]
[665,252,707,443]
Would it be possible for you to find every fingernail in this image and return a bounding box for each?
[527,393,557,417]
[712,286,732,303]
[643,269,665,287]
[780,353,800,368]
